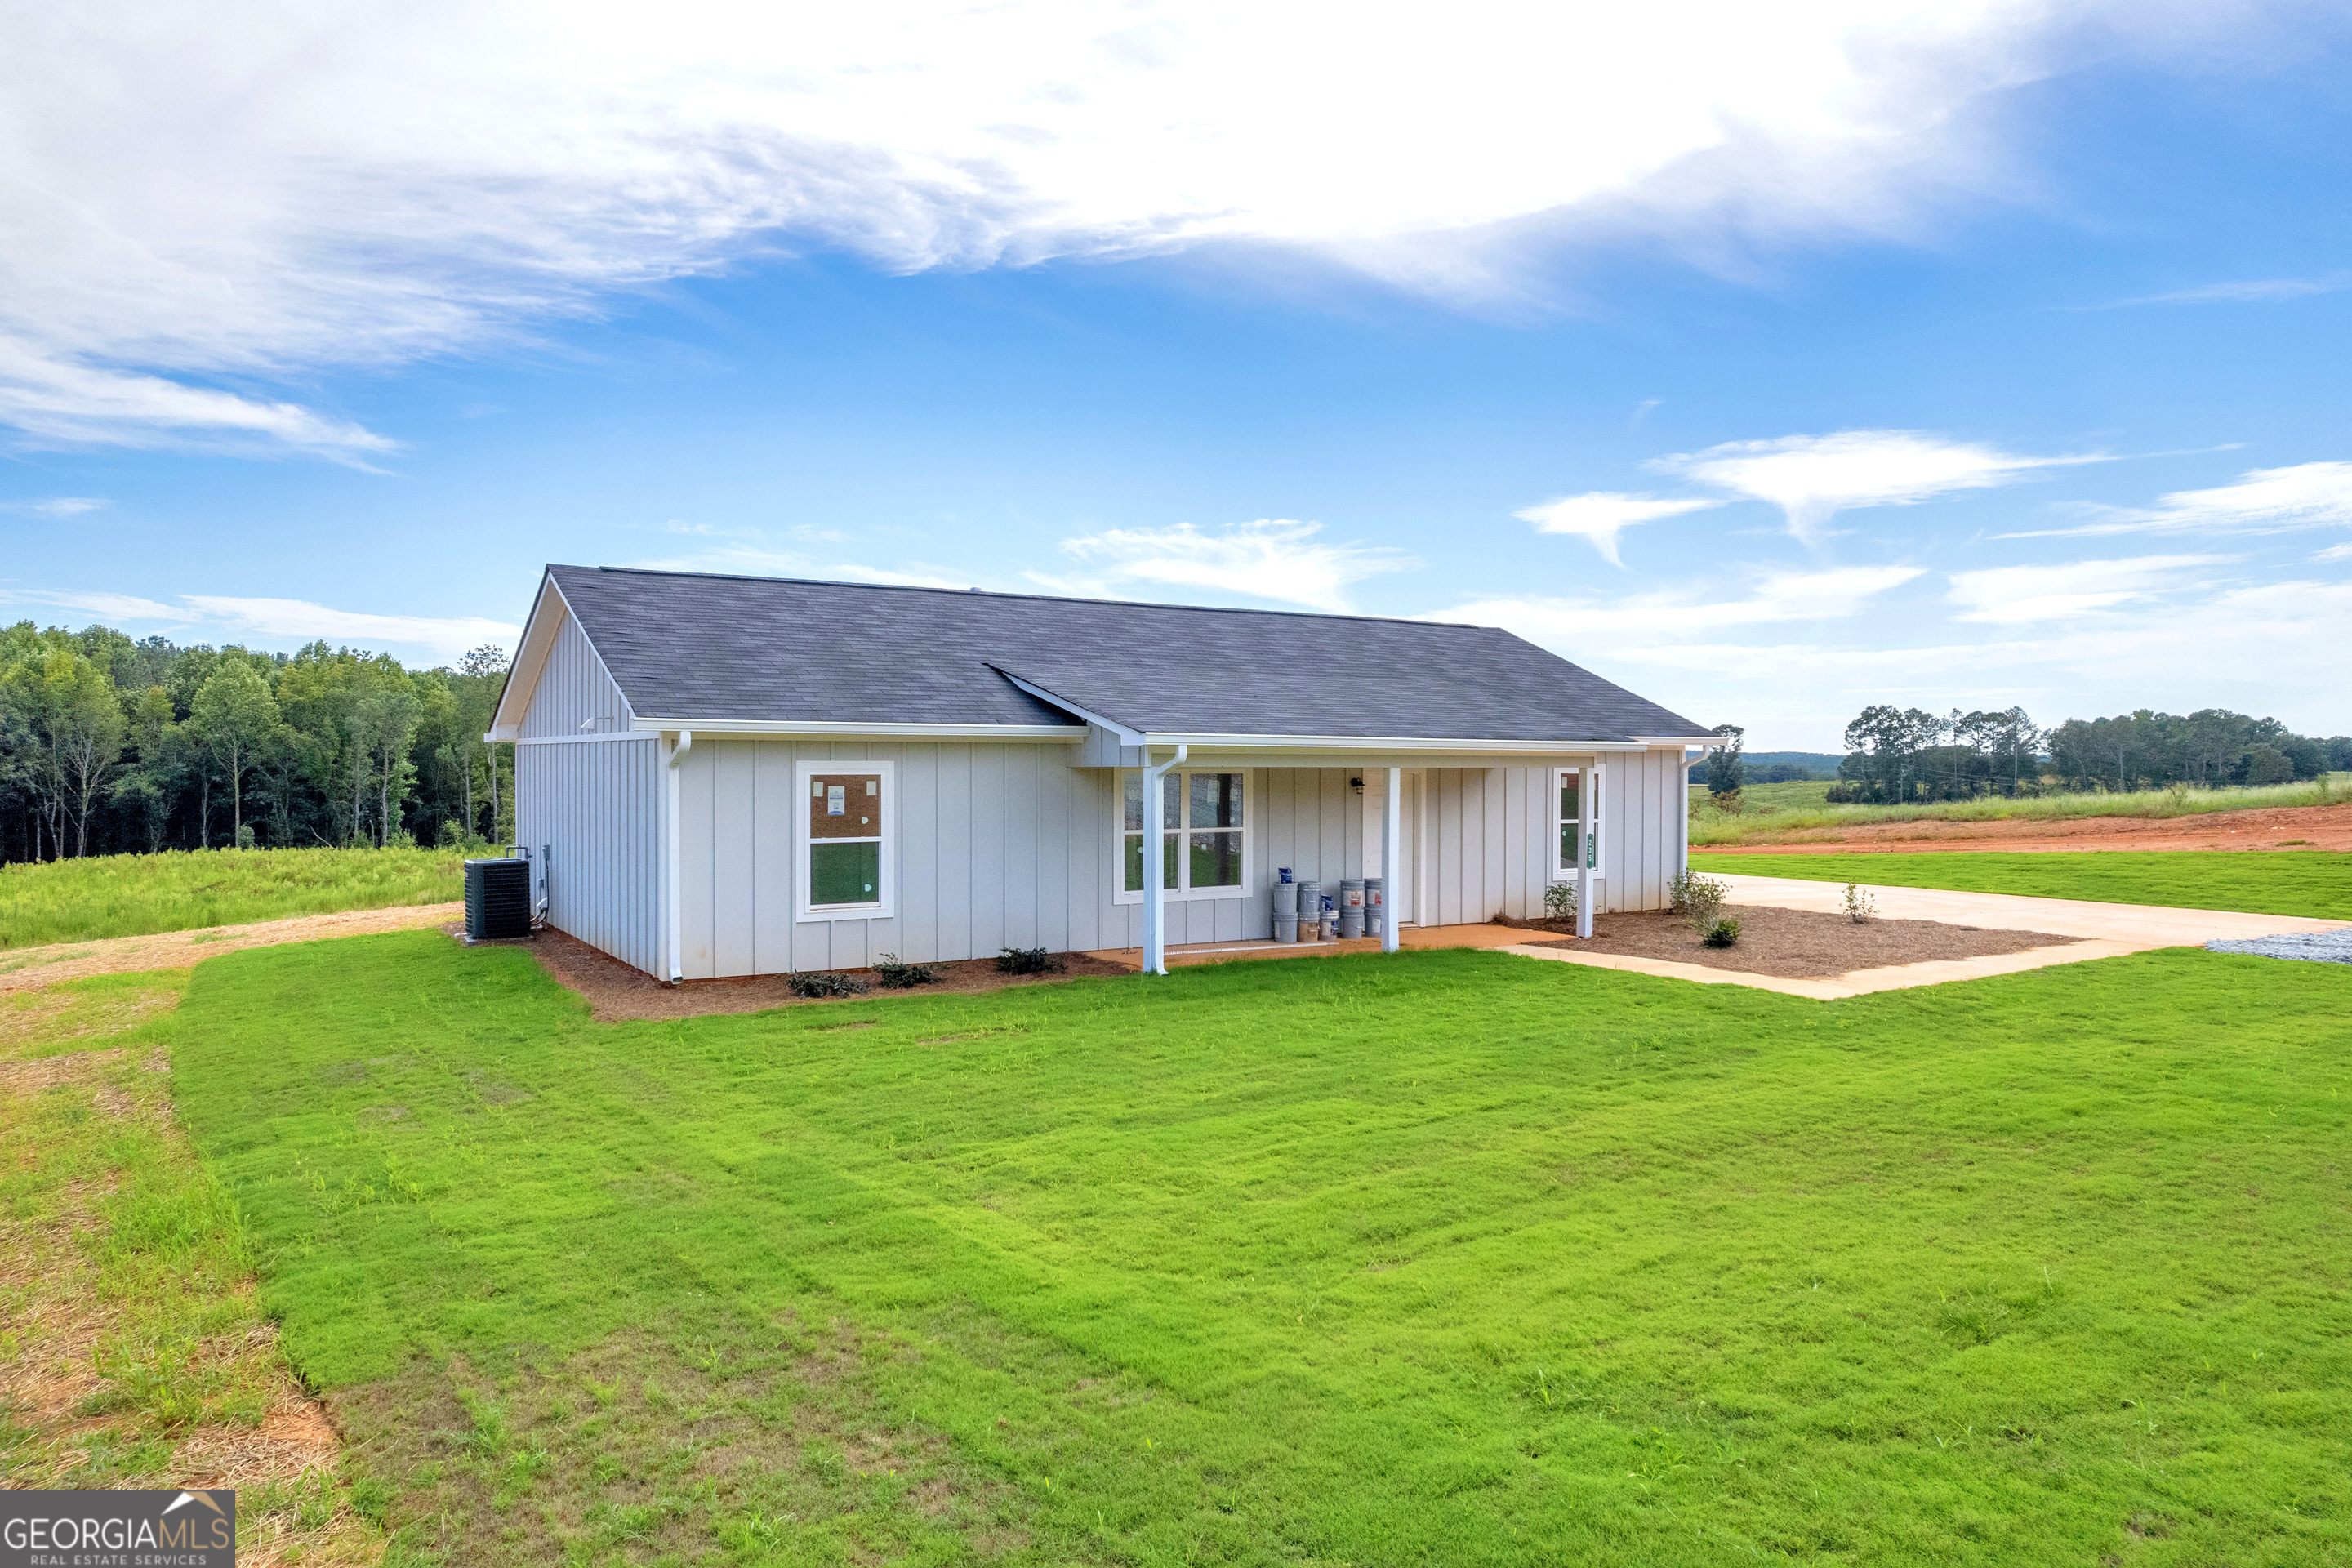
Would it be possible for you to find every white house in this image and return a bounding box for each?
[486,566,1715,979]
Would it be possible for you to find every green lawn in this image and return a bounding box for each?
[0,846,466,949]
[176,931,2352,1566]
[1695,849,2352,920]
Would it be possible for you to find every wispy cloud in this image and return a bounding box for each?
[2000,461,2352,538]
[2316,541,2352,564]
[2108,272,2352,307]
[1652,430,2107,545]
[0,496,109,517]
[1036,519,1409,612]
[1514,492,1719,566]
[0,2,2242,452]
[0,588,514,662]
[1944,553,2234,622]
[1442,564,1925,646]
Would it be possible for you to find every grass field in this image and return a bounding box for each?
[0,846,465,950]
[1689,775,2348,846]
[0,966,378,1559]
[174,929,2352,1566]
[1695,849,2352,920]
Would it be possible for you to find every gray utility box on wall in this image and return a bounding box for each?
[464,858,533,941]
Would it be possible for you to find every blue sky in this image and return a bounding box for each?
[4,1,2350,748]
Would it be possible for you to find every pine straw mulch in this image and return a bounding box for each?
[497,925,1134,1023]
[1504,903,2078,979]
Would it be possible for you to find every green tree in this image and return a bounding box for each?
[6,648,127,856]
[189,661,282,846]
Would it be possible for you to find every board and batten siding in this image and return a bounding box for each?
[662,746,1686,978]
[520,607,632,739]
[512,604,662,974]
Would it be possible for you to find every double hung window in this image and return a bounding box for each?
[1119,769,1247,902]
[1554,764,1607,881]
[797,760,893,919]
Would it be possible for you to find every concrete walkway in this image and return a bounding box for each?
[1498,875,2350,1000]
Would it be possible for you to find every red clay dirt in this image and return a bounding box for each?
[1702,800,2352,855]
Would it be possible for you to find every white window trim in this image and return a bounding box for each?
[1112,768,1254,905]
[795,759,898,923]
[1551,763,1607,881]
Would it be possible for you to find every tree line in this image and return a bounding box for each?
[1827,703,2351,804]
[2,620,513,863]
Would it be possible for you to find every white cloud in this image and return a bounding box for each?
[0,1,2247,452]
[0,587,512,660]
[0,496,110,517]
[1037,519,1408,612]
[1652,430,2106,544]
[2113,272,2352,306]
[1514,492,1720,565]
[0,588,185,622]
[1944,553,2234,622]
[2316,541,2352,563]
[1443,563,1923,644]
[2004,461,2352,538]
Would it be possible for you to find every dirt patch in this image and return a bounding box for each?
[0,902,464,993]
[1518,905,2078,978]
[1704,800,2352,854]
[517,925,1132,1022]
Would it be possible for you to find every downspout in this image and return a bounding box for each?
[1575,753,1595,939]
[1141,742,1187,975]
[665,730,693,982]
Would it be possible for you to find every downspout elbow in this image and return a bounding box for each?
[668,729,694,768]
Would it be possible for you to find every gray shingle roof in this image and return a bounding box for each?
[544,564,1708,742]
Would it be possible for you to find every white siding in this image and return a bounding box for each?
[514,736,663,975]
[528,738,1687,979]
[520,611,630,739]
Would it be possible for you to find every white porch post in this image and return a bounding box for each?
[664,729,692,982]
[1381,767,1402,953]
[1575,752,1595,939]
[1141,743,1187,975]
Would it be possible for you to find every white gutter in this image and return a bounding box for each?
[630,717,1085,741]
[663,729,692,982]
[1140,742,1187,976]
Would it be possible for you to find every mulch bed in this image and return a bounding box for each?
[490,925,1131,1022]
[1505,905,2078,979]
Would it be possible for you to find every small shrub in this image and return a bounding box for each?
[1843,882,1878,924]
[872,952,938,989]
[1668,868,1729,933]
[1702,918,1741,948]
[1824,782,1860,804]
[1709,790,1744,814]
[995,946,1066,974]
[1542,882,1576,923]
[786,970,870,999]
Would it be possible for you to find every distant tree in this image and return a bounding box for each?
[1706,724,1746,796]
[189,661,280,846]
[9,648,127,856]
[1840,706,1944,803]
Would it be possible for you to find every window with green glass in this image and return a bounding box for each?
[1123,769,1244,896]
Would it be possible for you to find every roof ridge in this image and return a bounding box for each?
[559,564,1486,632]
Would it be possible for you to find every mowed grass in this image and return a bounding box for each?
[176,931,2352,1565]
[1690,775,2350,847]
[0,846,465,950]
[1695,849,2352,920]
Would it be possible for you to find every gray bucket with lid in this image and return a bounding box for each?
[1364,876,1383,937]
[1273,914,1299,943]
[1272,881,1299,919]
[1338,879,1366,939]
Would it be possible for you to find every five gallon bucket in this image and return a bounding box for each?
[1338,879,1366,939]
[1364,876,1383,938]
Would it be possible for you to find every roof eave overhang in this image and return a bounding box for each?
[628,718,1089,742]
[1134,733,1661,755]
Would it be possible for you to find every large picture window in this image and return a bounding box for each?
[1554,764,1607,881]
[797,760,894,920]
[1117,769,1248,902]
